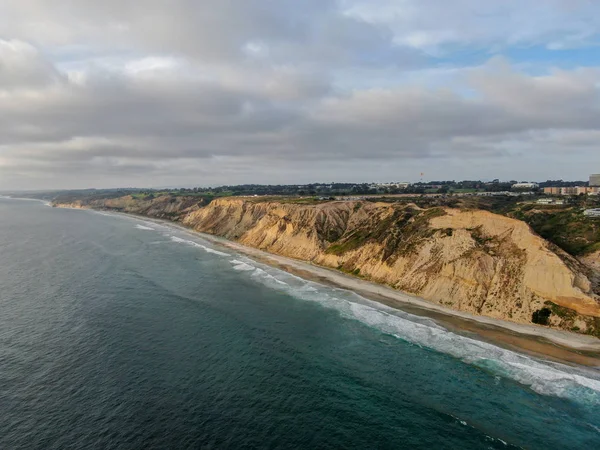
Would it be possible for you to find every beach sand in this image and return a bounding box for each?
[100,210,600,367]
[203,235,600,367]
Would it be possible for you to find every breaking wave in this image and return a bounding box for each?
[227,256,600,405]
[169,235,230,257]
[135,224,155,231]
[230,259,256,271]
[0,196,52,207]
[95,215,600,406]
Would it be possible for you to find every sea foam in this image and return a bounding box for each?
[146,226,600,405]
[169,235,231,257]
[227,255,600,405]
[230,260,256,271]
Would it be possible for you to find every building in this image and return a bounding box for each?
[584,209,600,218]
[561,187,576,195]
[561,186,591,195]
[590,174,600,187]
[369,182,411,190]
[537,198,564,205]
[543,187,561,195]
[543,186,600,196]
[512,182,539,190]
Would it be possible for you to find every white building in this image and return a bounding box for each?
[537,198,564,205]
[370,182,411,189]
[512,182,539,190]
[584,209,600,217]
[590,174,600,187]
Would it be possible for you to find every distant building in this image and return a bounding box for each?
[537,198,564,205]
[590,174,600,187]
[578,186,592,195]
[543,187,561,195]
[370,182,411,190]
[512,182,539,190]
[561,186,590,195]
[543,186,600,196]
[584,209,600,218]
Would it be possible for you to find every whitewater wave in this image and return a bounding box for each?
[137,220,170,230]
[135,224,155,231]
[169,235,231,257]
[202,246,230,257]
[0,196,51,207]
[252,267,289,286]
[230,259,257,271]
[228,255,600,405]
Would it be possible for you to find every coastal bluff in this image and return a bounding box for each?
[54,195,600,336]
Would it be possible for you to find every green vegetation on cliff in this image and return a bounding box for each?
[47,191,600,336]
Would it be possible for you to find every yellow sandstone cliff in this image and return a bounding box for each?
[55,196,600,334]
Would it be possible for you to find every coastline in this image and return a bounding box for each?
[122,212,600,367]
[52,204,600,367]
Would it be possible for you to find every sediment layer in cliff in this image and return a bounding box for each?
[54,195,600,336]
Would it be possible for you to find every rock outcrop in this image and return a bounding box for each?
[54,195,600,335]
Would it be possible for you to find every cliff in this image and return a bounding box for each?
[55,195,600,336]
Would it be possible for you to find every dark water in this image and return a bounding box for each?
[1,198,600,449]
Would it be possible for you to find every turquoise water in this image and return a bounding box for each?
[1,198,600,449]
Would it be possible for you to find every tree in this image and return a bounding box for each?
[532,308,551,325]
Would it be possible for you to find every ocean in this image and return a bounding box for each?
[1,197,599,449]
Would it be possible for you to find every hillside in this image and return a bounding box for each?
[53,194,600,337]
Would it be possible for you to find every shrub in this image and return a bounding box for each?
[532,307,552,325]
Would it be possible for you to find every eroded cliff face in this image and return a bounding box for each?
[55,196,600,335]
[55,195,204,218]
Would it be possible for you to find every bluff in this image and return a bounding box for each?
[55,195,600,336]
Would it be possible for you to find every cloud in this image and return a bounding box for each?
[345,0,600,53]
[0,1,599,189]
[2,54,600,180]
[0,0,419,68]
[0,39,64,88]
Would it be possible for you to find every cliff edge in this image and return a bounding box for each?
[55,195,600,336]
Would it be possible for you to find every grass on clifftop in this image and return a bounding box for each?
[243,196,333,205]
[48,187,600,258]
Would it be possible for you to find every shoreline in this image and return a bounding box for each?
[124,212,600,367]
[51,204,600,366]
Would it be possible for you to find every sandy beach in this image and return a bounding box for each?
[106,212,600,367]
[47,204,600,367]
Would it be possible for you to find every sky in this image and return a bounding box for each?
[1,0,600,189]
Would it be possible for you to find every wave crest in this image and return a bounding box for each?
[169,235,230,257]
[228,256,600,404]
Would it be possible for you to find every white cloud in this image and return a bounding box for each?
[0,39,64,88]
[0,0,599,189]
[124,57,184,76]
[344,0,600,52]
